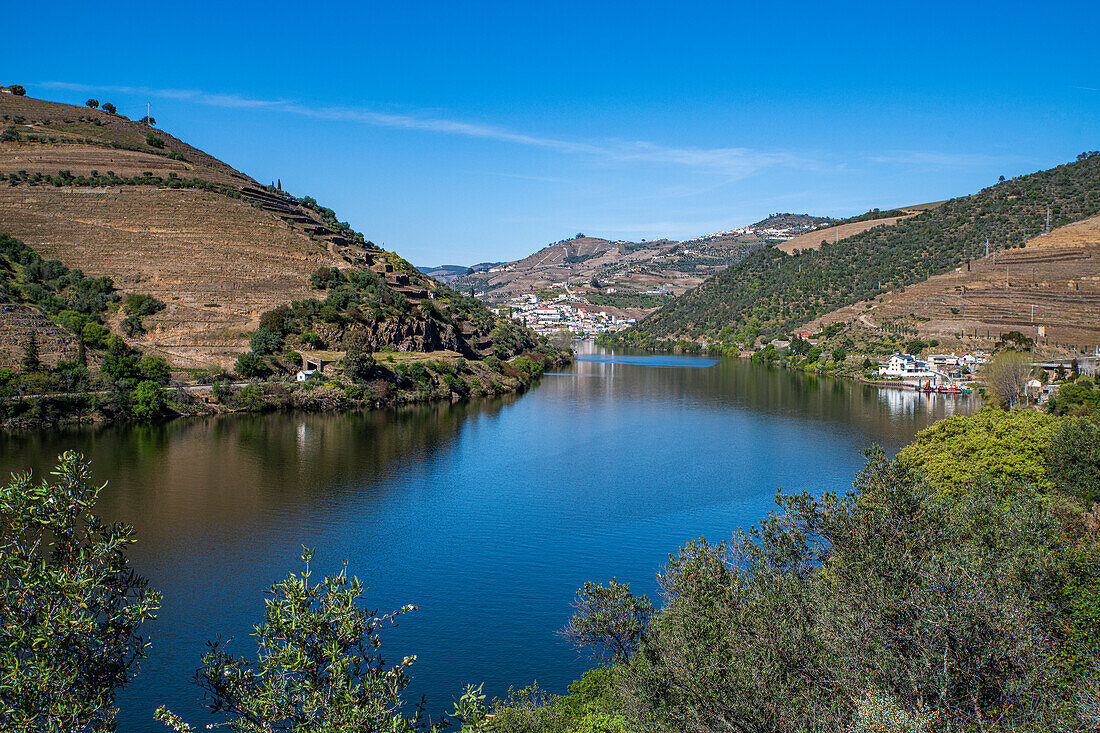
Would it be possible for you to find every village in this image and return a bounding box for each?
[492,292,637,338]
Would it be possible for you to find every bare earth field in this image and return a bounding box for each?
[776,203,943,254]
[0,186,344,368]
[807,214,1100,354]
[0,94,386,369]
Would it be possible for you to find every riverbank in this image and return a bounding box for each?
[0,348,572,432]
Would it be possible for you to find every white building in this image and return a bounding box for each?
[878,353,948,383]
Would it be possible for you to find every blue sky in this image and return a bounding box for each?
[8,1,1099,265]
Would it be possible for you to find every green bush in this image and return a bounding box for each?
[0,452,161,730]
[144,133,164,149]
[234,352,266,379]
[129,380,166,418]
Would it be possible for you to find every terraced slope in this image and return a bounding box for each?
[808,214,1100,352]
[612,153,1100,345]
[775,203,943,254]
[0,93,516,368]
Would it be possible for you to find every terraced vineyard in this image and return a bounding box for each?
[612,152,1100,346]
[0,93,523,369]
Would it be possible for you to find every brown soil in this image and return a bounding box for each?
[808,214,1100,354]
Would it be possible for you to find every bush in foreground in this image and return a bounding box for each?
[0,452,161,731]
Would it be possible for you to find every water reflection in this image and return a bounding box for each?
[0,348,973,731]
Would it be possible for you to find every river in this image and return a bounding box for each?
[0,346,974,730]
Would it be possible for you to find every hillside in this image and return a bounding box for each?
[776,203,942,254]
[806,213,1100,353]
[0,93,535,370]
[611,153,1100,346]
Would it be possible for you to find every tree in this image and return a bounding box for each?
[905,338,928,356]
[85,99,99,109]
[832,348,847,363]
[139,116,156,126]
[984,350,1034,407]
[899,407,1058,495]
[145,133,164,149]
[1047,418,1100,504]
[21,331,40,372]
[559,579,652,663]
[0,452,161,731]
[139,355,171,385]
[234,352,266,379]
[101,102,116,114]
[249,327,282,356]
[8,85,26,96]
[156,549,435,732]
[121,314,145,337]
[342,331,375,382]
[130,380,167,418]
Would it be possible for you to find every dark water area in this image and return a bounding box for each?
[0,346,975,730]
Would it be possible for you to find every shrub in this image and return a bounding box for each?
[155,550,429,732]
[139,355,171,385]
[129,380,167,418]
[120,314,145,338]
[0,453,161,730]
[1047,418,1100,504]
[234,352,266,379]
[145,133,164,149]
[249,327,283,356]
[124,293,166,317]
[8,85,26,96]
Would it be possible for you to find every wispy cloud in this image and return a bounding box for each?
[867,150,1006,167]
[40,81,806,178]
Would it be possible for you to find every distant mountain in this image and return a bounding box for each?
[607,153,1100,346]
[417,262,505,283]
[750,212,836,229]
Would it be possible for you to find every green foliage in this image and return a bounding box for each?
[235,384,266,412]
[129,380,167,418]
[1047,418,1100,504]
[1050,378,1100,417]
[139,355,170,385]
[144,133,164,149]
[100,336,141,383]
[21,332,40,372]
[120,313,145,337]
[85,99,99,109]
[904,338,927,355]
[899,407,1059,494]
[234,352,266,379]
[616,153,1100,341]
[124,293,166,317]
[342,333,375,382]
[100,102,116,114]
[559,580,652,663]
[249,327,283,356]
[624,449,1079,732]
[158,549,432,732]
[0,452,161,731]
[0,232,118,327]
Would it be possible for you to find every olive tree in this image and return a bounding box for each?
[0,452,161,732]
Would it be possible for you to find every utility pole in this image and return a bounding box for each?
[985,239,989,258]
[1046,206,1050,234]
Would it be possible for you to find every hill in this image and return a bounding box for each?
[609,153,1100,347]
[0,93,541,370]
[775,203,943,254]
[806,212,1100,353]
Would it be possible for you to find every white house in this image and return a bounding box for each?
[878,354,948,383]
